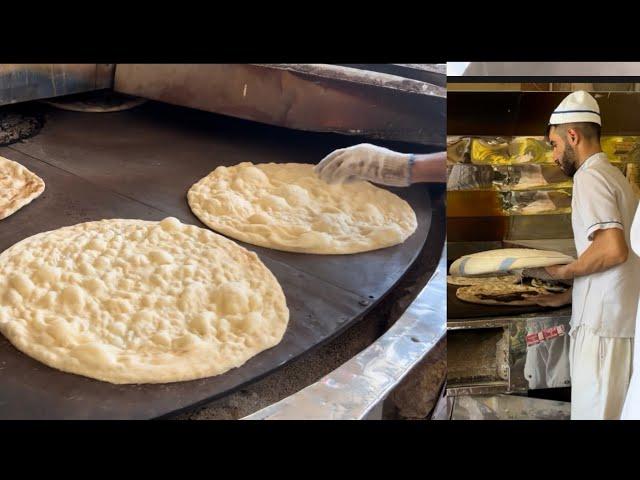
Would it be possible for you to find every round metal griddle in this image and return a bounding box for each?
[0,101,441,419]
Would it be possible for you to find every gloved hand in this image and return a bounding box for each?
[314,143,414,187]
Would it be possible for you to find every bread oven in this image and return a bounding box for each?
[441,84,640,419]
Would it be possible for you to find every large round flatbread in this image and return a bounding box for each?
[449,248,574,276]
[187,162,418,254]
[456,283,548,306]
[0,156,45,220]
[0,217,289,384]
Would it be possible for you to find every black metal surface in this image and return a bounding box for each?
[447,284,562,320]
[0,102,440,419]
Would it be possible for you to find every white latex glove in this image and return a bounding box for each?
[314,143,414,187]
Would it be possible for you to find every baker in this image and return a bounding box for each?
[314,144,447,186]
[531,90,640,420]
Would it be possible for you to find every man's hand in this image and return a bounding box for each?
[314,144,413,187]
[533,288,572,307]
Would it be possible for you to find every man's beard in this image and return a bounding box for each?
[559,145,578,177]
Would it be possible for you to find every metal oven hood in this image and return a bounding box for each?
[113,63,446,147]
[0,65,114,106]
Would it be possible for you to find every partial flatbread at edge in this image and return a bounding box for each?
[0,156,45,220]
[0,217,289,384]
[447,274,521,286]
[456,283,550,306]
[188,162,417,254]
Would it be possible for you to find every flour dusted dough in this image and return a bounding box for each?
[188,162,417,254]
[449,248,574,276]
[0,156,45,220]
[0,217,289,384]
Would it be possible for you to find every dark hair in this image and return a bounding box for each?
[545,122,601,142]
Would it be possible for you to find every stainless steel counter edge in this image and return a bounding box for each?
[242,246,447,420]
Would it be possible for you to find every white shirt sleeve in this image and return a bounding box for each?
[575,169,623,241]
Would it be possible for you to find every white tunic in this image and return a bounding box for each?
[570,153,640,338]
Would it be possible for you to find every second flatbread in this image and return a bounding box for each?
[188,162,417,254]
[0,156,45,220]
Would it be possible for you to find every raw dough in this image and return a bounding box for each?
[187,162,417,254]
[0,156,45,220]
[0,217,289,384]
[449,248,574,276]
